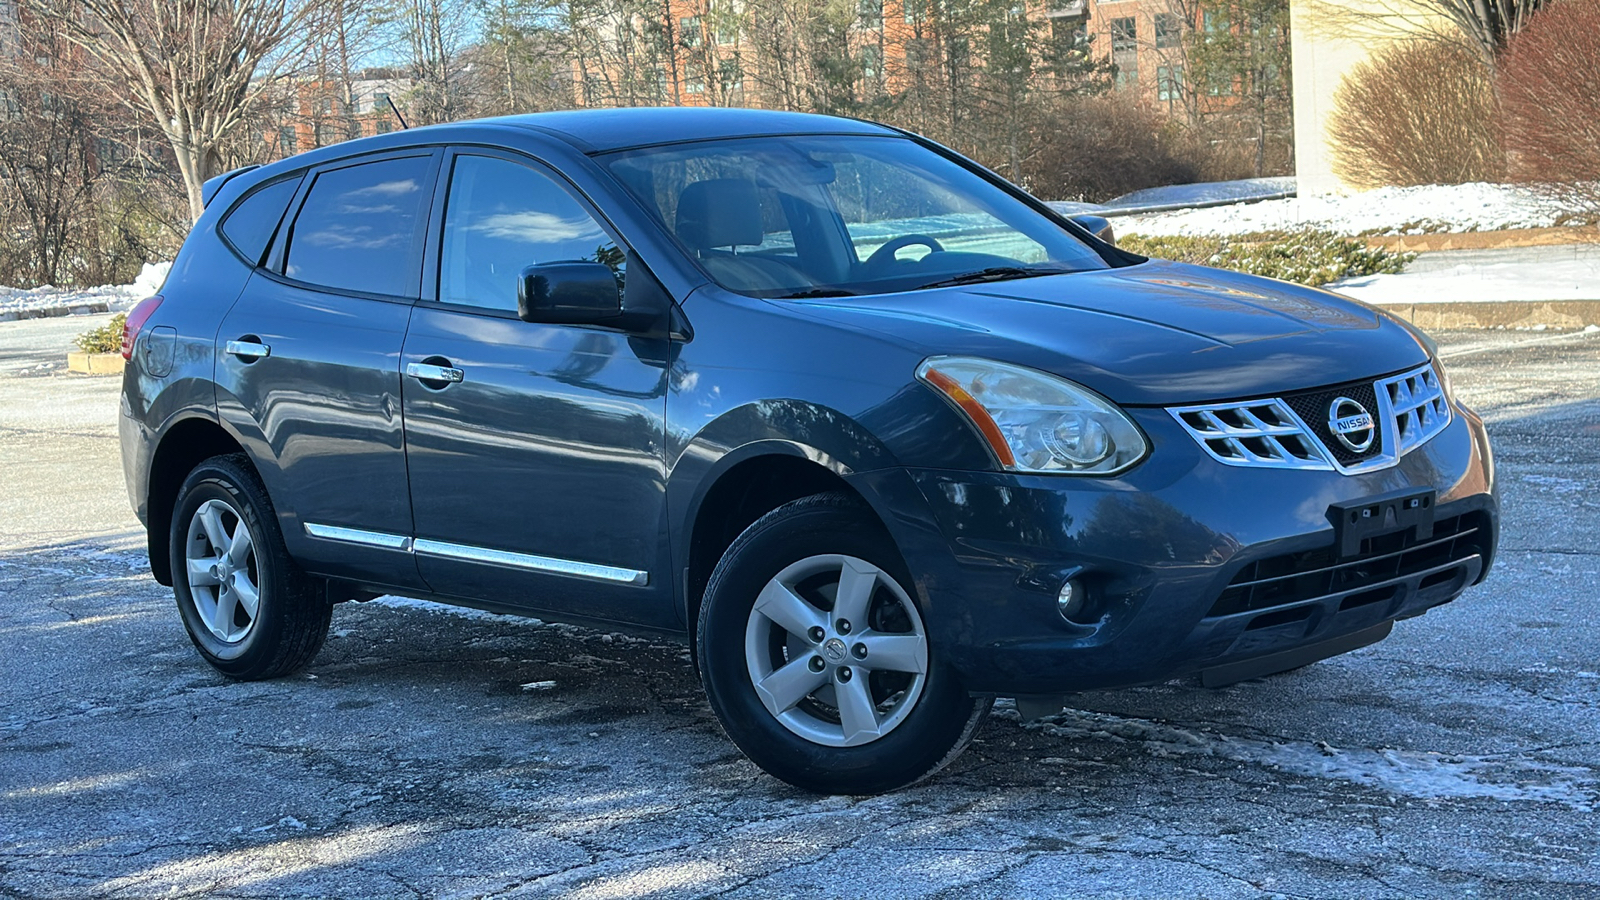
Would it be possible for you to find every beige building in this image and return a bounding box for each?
[1289,0,1449,194]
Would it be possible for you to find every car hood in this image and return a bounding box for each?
[787,259,1431,405]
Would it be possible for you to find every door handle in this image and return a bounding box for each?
[406,361,465,384]
[225,339,271,360]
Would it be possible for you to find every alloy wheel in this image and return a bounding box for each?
[183,498,261,644]
[743,554,929,748]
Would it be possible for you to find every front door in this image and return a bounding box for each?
[400,150,674,627]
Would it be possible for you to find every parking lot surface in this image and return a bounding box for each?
[2,315,1597,898]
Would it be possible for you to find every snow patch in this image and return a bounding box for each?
[0,261,171,318]
[1120,183,1568,237]
[1329,256,1600,305]
[1007,707,1597,810]
[371,595,542,626]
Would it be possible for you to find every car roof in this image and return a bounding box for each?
[490,107,902,153]
[210,108,906,209]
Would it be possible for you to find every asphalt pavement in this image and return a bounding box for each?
[2,314,1597,898]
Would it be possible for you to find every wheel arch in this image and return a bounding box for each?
[679,442,893,652]
[144,416,252,585]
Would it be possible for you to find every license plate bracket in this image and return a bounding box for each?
[1327,488,1436,559]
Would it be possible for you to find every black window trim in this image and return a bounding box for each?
[260,146,445,305]
[217,172,306,269]
[417,144,647,324]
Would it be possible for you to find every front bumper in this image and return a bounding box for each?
[850,400,1498,695]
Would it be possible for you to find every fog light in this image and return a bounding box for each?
[1057,579,1085,621]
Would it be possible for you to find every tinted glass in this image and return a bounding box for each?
[220,176,300,266]
[604,135,1107,299]
[284,155,431,296]
[439,155,622,312]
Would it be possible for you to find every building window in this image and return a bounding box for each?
[1157,65,1183,101]
[1154,12,1180,48]
[277,126,296,155]
[1203,9,1229,37]
[686,78,705,94]
[859,0,883,28]
[904,0,921,24]
[1115,63,1137,90]
[1207,71,1234,96]
[375,118,392,135]
[373,91,389,113]
[1110,16,1136,52]
[681,16,702,48]
[862,44,882,80]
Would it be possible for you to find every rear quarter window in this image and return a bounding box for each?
[219,176,302,267]
[282,155,433,297]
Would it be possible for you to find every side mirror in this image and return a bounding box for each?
[1070,214,1116,247]
[518,262,622,325]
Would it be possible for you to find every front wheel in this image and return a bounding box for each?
[170,454,330,680]
[697,492,990,794]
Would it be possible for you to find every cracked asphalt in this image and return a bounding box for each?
[2,314,1597,899]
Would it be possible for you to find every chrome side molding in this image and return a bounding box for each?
[301,523,648,586]
[412,539,649,586]
[303,523,412,550]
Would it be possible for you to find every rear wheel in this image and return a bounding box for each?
[170,454,330,680]
[697,492,990,794]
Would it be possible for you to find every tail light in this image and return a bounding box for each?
[121,295,164,360]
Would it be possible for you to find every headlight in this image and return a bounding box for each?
[916,356,1148,475]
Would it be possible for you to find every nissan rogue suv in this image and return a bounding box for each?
[119,108,1498,794]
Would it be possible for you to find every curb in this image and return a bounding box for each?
[0,302,112,323]
[1363,227,1600,253]
[1372,300,1600,329]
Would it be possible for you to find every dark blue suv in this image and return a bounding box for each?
[119,108,1498,794]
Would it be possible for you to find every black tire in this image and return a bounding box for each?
[169,453,330,680]
[697,492,990,794]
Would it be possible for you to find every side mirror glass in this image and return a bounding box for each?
[517,262,622,325]
[1070,214,1116,247]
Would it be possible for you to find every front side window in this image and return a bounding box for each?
[438,154,622,313]
[283,155,432,296]
[603,135,1109,299]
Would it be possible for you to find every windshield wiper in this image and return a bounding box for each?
[912,265,1077,291]
[774,287,860,299]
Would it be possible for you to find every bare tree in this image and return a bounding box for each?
[377,0,475,124]
[1305,0,1546,66]
[32,0,320,222]
[1499,0,1600,216]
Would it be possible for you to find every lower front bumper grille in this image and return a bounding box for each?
[1210,511,1490,619]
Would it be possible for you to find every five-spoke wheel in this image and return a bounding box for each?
[170,454,330,679]
[745,554,928,747]
[699,492,990,794]
[184,499,262,644]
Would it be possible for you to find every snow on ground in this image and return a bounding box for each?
[1331,248,1600,304]
[1118,182,1570,237]
[1104,176,1296,211]
[0,262,170,320]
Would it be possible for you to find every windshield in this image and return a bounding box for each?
[601,135,1111,299]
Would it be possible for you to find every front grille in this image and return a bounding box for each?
[1208,511,1488,618]
[1283,381,1384,467]
[1169,362,1451,474]
[1382,366,1450,454]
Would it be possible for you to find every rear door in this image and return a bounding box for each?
[399,149,675,627]
[216,149,439,589]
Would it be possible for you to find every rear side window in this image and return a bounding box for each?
[284,155,432,297]
[219,176,300,266]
